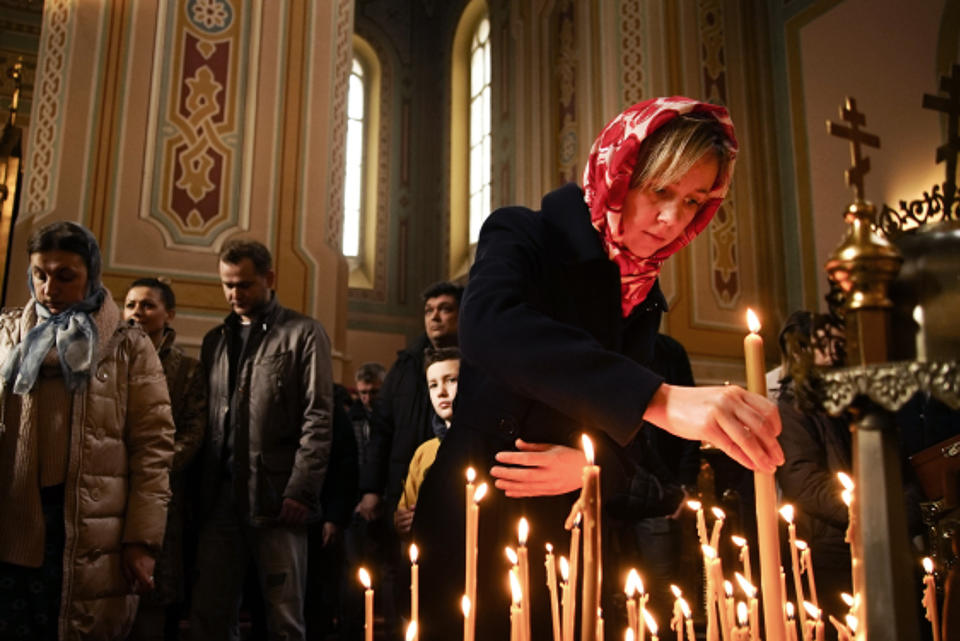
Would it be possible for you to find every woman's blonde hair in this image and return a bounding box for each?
[629,112,733,191]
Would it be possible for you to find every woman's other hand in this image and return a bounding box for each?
[491,439,586,497]
[122,543,156,594]
[643,383,784,473]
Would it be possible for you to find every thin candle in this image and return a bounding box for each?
[670,585,683,641]
[785,603,799,641]
[724,581,736,641]
[358,568,374,641]
[802,602,824,641]
[796,540,818,608]
[580,435,601,641]
[636,572,648,641]
[560,557,571,641]
[731,535,752,587]
[780,505,807,634]
[465,468,475,598]
[827,615,851,641]
[735,573,759,641]
[922,557,941,641]
[710,507,726,551]
[746,309,786,641]
[510,570,524,641]
[518,519,532,641]
[688,500,708,547]
[546,544,561,641]
[626,571,639,641]
[410,544,419,640]
[680,597,696,641]
[465,482,487,641]
[643,608,660,641]
[702,544,723,641]
[564,514,581,641]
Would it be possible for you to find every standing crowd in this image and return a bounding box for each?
[3,95,864,641]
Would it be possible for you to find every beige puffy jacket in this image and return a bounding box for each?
[0,295,175,640]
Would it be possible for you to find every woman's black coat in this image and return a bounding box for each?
[414,183,675,641]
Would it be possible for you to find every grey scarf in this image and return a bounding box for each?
[0,224,107,394]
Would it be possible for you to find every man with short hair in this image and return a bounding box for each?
[190,239,333,641]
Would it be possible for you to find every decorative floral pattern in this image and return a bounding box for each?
[821,360,960,415]
[188,0,232,33]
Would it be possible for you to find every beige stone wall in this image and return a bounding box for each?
[15,0,356,381]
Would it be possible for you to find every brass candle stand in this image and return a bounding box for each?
[817,68,960,641]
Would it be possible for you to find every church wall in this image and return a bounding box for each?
[766,0,956,314]
[13,0,356,381]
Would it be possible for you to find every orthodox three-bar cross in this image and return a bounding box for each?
[922,63,960,206]
[826,97,880,202]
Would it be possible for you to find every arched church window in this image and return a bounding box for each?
[449,0,490,279]
[468,16,491,244]
[342,56,366,258]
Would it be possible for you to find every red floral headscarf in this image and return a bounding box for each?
[582,97,738,316]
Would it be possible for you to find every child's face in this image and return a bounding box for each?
[426,358,460,422]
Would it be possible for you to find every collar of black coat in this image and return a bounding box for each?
[540,182,668,316]
[224,291,281,330]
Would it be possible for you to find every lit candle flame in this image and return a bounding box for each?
[686,499,702,511]
[559,556,569,582]
[795,540,808,551]
[785,602,795,620]
[573,512,582,527]
[581,434,595,465]
[509,569,523,604]
[670,584,682,598]
[737,601,749,627]
[409,544,418,563]
[837,472,854,491]
[923,557,934,574]
[467,467,476,483]
[626,629,635,641]
[845,615,858,633]
[724,580,733,597]
[841,489,853,507]
[731,535,747,548]
[642,609,658,636]
[679,597,691,619]
[625,571,637,598]
[803,601,821,620]
[779,504,795,523]
[712,506,726,520]
[518,517,529,545]
[546,542,553,553]
[636,572,645,595]
[505,546,518,565]
[701,544,717,560]
[840,593,854,608]
[734,572,756,598]
[474,482,488,503]
[406,621,418,641]
[358,567,371,589]
[461,595,471,617]
[746,308,761,333]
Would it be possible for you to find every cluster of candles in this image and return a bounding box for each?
[352,309,944,641]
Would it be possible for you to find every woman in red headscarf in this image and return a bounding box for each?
[413,97,783,640]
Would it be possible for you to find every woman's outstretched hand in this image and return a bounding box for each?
[643,383,784,473]
[490,439,586,497]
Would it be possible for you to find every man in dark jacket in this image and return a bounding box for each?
[189,239,334,641]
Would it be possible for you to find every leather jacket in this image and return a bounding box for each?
[199,295,333,525]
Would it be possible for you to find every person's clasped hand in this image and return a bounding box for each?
[122,543,156,594]
[490,439,586,497]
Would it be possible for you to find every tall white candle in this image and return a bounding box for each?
[747,309,786,641]
[358,568,374,641]
[560,556,572,641]
[780,505,807,634]
[518,519,531,641]
[410,544,419,640]
[546,544,561,641]
[580,435,601,641]
[731,535,752,587]
[796,541,818,608]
